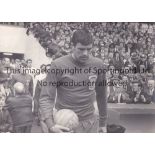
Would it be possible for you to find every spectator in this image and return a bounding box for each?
[6,82,33,133]
[112,52,124,70]
[0,92,13,133]
[139,54,148,69]
[143,80,155,104]
[0,66,13,133]
[11,63,33,96]
[129,82,146,104]
[147,55,154,73]
[152,63,155,79]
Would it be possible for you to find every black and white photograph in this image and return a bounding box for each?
[0,22,155,133]
[1,0,155,155]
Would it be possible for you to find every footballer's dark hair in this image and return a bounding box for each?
[71,29,93,46]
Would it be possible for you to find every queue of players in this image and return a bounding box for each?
[0,57,50,132]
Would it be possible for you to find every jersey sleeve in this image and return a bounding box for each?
[39,62,60,128]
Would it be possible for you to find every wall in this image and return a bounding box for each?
[0,25,51,68]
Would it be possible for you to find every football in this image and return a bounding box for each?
[54,109,79,130]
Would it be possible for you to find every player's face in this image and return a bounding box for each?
[4,58,10,66]
[27,61,32,68]
[73,43,92,64]
[46,65,51,71]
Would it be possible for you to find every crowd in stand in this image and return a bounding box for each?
[0,22,155,132]
[26,22,155,104]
